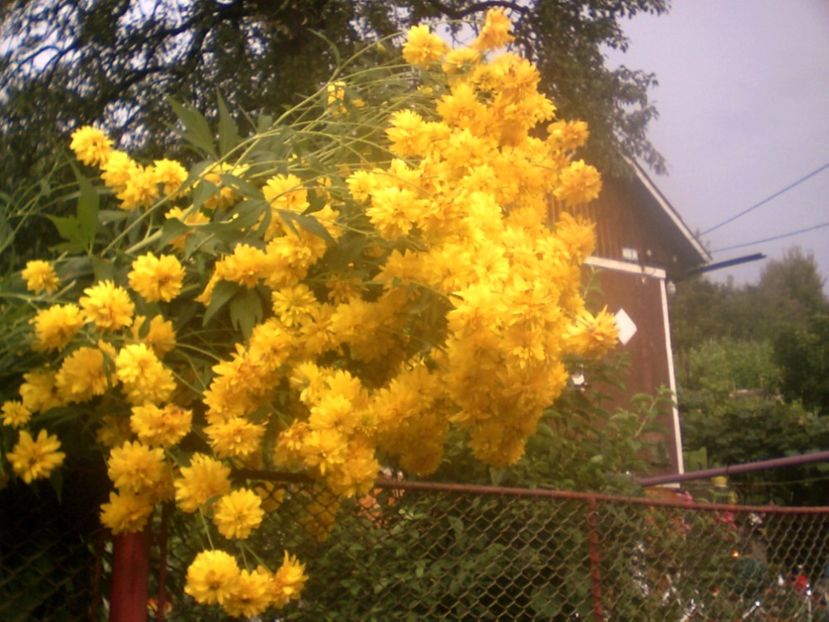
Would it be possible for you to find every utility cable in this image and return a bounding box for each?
[710,221,829,254]
[702,162,829,235]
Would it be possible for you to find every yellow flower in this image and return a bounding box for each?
[441,47,480,75]
[403,25,447,66]
[211,243,268,292]
[131,315,177,357]
[107,441,169,495]
[7,429,65,484]
[223,568,272,617]
[271,284,317,327]
[205,417,265,459]
[80,280,135,330]
[19,369,63,413]
[263,174,308,239]
[2,401,31,428]
[473,8,514,51]
[130,403,192,447]
[547,120,589,152]
[21,260,59,294]
[101,150,139,192]
[30,304,84,351]
[128,253,185,302]
[563,307,619,358]
[212,488,264,540]
[70,126,112,167]
[115,343,176,405]
[55,346,109,403]
[326,81,347,115]
[99,490,154,534]
[152,158,188,195]
[553,159,602,207]
[174,453,231,513]
[117,165,159,211]
[185,550,240,606]
[271,551,307,608]
[386,110,428,158]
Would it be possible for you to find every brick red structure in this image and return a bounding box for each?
[555,161,709,476]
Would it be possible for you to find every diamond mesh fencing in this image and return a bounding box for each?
[0,482,106,622]
[157,475,829,621]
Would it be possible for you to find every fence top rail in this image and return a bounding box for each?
[232,469,829,515]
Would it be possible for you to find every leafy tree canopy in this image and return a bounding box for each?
[0,0,669,193]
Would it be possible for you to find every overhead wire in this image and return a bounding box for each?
[701,162,829,235]
[710,221,829,254]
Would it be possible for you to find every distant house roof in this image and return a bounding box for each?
[628,159,711,270]
[551,159,710,279]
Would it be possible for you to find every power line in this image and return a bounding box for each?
[701,162,829,235]
[710,221,829,254]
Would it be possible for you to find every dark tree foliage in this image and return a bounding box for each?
[775,312,829,416]
[671,249,829,505]
[0,0,669,193]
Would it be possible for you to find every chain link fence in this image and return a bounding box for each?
[3,475,829,620]
[155,474,829,621]
[0,482,106,621]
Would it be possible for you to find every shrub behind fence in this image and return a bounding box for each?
[159,475,829,621]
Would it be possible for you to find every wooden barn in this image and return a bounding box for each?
[555,161,710,476]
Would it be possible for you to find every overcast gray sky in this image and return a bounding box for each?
[613,0,829,291]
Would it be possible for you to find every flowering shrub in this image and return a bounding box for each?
[0,9,615,617]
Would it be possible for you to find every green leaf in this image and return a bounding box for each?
[169,98,217,156]
[192,179,218,209]
[159,216,191,248]
[229,288,263,339]
[279,210,335,245]
[219,173,260,199]
[98,209,130,225]
[76,173,99,249]
[217,93,241,156]
[202,281,239,326]
[47,215,84,252]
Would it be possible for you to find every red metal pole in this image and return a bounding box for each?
[586,496,604,622]
[109,530,149,622]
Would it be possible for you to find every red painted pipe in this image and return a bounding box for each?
[109,530,149,622]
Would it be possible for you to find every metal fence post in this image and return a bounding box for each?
[586,496,604,622]
[109,530,149,622]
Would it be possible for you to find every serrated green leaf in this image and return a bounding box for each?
[47,215,85,251]
[169,98,216,156]
[229,288,263,339]
[203,281,239,326]
[217,93,241,156]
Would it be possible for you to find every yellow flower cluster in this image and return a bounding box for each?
[2,10,621,617]
[184,549,306,617]
[71,130,188,211]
